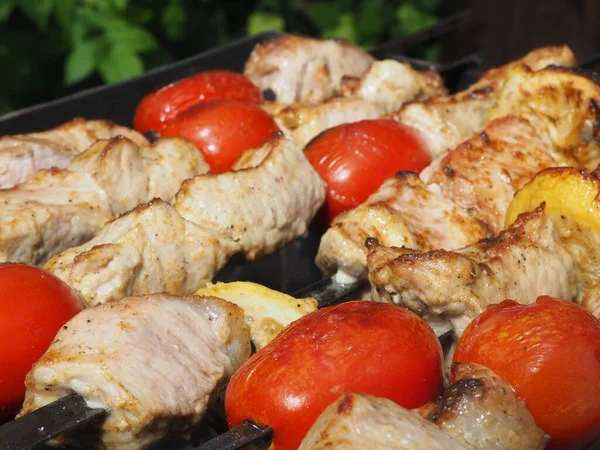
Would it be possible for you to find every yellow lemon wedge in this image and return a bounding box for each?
[195,281,317,350]
[505,167,600,229]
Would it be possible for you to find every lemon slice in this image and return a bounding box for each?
[505,167,600,229]
[195,281,317,350]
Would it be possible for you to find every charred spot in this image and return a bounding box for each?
[468,86,494,97]
[262,88,276,102]
[365,237,380,249]
[337,394,354,415]
[443,166,456,177]
[395,170,419,177]
[428,378,485,423]
[480,131,491,144]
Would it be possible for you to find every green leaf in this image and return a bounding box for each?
[162,0,185,40]
[104,26,157,53]
[396,3,437,36]
[108,0,128,11]
[247,11,284,35]
[53,0,76,29]
[306,1,341,31]
[322,13,357,43]
[19,0,53,30]
[64,38,105,85]
[0,0,15,22]
[98,44,143,84]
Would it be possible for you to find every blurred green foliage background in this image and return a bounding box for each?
[0,0,439,114]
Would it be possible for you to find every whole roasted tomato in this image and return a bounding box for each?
[454,296,600,449]
[304,119,430,222]
[225,301,443,450]
[161,99,279,173]
[0,263,82,417]
[133,70,262,133]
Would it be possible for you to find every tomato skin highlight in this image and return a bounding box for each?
[454,296,600,449]
[161,99,279,173]
[225,301,443,450]
[133,71,262,133]
[304,119,431,222]
[0,263,83,417]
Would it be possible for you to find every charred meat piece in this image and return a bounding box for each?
[0,118,148,189]
[316,173,489,279]
[0,137,207,265]
[298,392,473,450]
[44,199,239,307]
[19,293,251,450]
[367,206,580,336]
[174,133,325,260]
[419,363,547,450]
[244,35,374,104]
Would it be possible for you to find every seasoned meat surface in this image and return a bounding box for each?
[45,200,239,306]
[299,392,473,450]
[420,363,547,450]
[0,137,207,265]
[265,59,446,147]
[423,116,558,233]
[367,206,579,336]
[174,134,325,260]
[0,169,112,264]
[316,173,489,278]
[19,293,251,450]
[244,35,374,104]
[0,119,147,189]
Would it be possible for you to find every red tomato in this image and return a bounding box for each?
[0,263,82,417]
[304,119,431,222]
[454,296,600,449]
[162,99,279,173]
[133,70,262,133]
[225,301,443,450]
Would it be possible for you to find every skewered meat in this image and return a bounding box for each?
[418,363,547,450]
[317,64,599,280]
[46,134,325,305]
[422,116,558,233]
[392,46,576,159]
[0,136,207,265]
[582,283,600,318]
[264,59,446,147]
[44,199,239,307]
[174,133,325,260]
[316,172,489,278]
[298,392,473,450]
[18,293,251,450]
[0,118,148,189]
[367,205,580,336]
[244,35,374,104]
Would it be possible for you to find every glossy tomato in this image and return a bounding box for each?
[454,296,600,449]
[0,263,82,417]
[304,119,431,222]
[225,301,443,450]
[133,70,262,133]
[162,99,279,173]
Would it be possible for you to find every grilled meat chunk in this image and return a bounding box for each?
[265,59,446,147]
[299,392,473,450]
[0,118,147,189]
[45,199,239,307]
[367,206,579,336]
[316,173,489,278]
[174,134,325,260]
[0,137,207,265]
[392,46,576,158]
[19,293,251,450]
[419,363,547,450]
[244,35,374,104]
[582,282,600,318]
[0,170,113,264]
[423,116,558,233]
